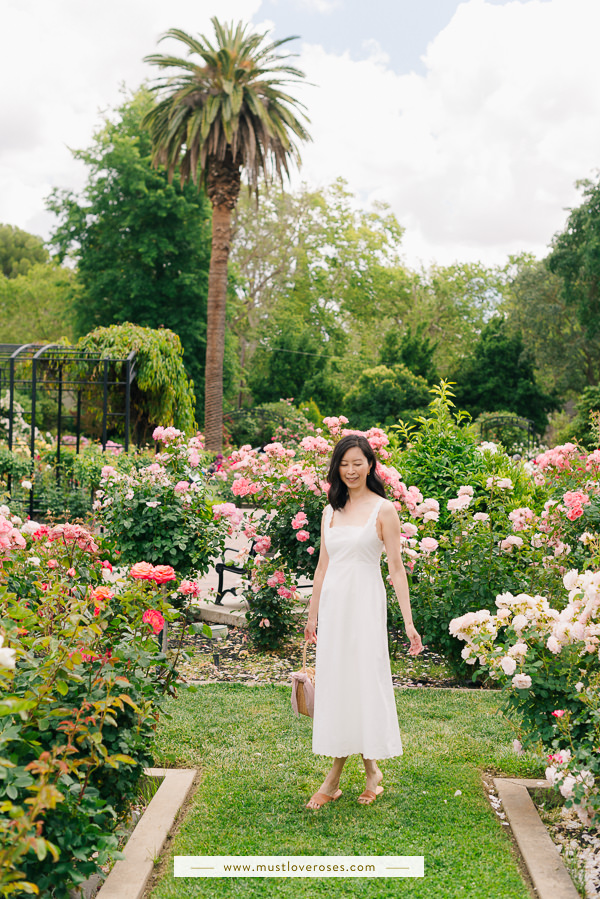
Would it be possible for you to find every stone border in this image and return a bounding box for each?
[94,767,197,899]
[493,777,580,899]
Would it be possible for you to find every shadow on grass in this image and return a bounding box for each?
[148,685,544,899]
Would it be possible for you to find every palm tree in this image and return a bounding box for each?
[143,18,310,451]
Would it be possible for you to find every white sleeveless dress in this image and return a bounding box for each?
[312,498,403,760]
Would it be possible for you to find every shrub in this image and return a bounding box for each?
[96,428,228,578]
[0,517,182,897]
[449,570,600,825]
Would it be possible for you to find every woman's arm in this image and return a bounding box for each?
[380,502,423,656]
[304,509,330,644]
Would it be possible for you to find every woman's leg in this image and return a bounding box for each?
[358,756,383,803]
[306,756,348,809]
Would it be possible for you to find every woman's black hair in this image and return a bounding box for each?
[327,434,386,510]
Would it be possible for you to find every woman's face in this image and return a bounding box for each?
[338,446,370,489]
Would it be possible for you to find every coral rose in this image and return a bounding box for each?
[151,565,177,584]
[142,609,165,635]
[130,561,155,580]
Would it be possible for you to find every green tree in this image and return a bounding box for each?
[548,175,600,340]
[342,364,430,430]
[143,19,310,452]
[0,262,76,343]
[379,324,438,384]
[501,254,598,393]
[230,179,408,408]
[47,88,213,416]
[405,262,507,376]
[453,316,557,433]
[247,302,344,411]
[0,224,48,278]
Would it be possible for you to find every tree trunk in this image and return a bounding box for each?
[204,202,232,452]
[204,153,241,453]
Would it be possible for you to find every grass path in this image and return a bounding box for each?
[148,685,544,899]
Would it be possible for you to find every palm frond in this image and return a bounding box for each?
[143,17,311,197]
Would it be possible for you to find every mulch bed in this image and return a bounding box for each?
[168,627,485,690]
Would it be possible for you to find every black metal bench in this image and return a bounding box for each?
[214,543,257,605]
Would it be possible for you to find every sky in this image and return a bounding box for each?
[1,0,599,268]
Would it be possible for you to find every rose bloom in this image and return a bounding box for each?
[447,495,471,512]
[253,535,271,555]
[92,585,115,602]
[47,559,58,569]
[291,511,308,530]
[512,673,532,689]
[473,512,489,522]
[500,656,517,676]
[307,546,315,555]
[130,561,155,579]
[142,609,165,635]
[546,636,561,654]
[552,709,567,718]
[178,579,201,597]
[151,565,177,584]
[419,537,439,553]
[566,506,583,521]
[296,530,310,542]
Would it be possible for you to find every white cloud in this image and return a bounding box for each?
[297,0,342,12]
[293,0,600,266]
[0,0,262,234]
[1,0,600,270]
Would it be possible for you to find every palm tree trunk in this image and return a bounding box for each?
[205,202,232,452]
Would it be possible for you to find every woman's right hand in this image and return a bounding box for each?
[406,624,423,656]
[304,618,317,644]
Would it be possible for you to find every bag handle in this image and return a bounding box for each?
[302,639,313,673]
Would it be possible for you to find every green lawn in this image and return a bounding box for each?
[148,685,544,899]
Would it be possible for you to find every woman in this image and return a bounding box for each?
[304,434,423,810]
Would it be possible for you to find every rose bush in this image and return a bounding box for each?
[0,508,207,897]
[449,570,600,824]
[95,427,229,581]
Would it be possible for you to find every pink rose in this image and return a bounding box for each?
[552,709,566,718]
[291,511,308,530]
[296,530,310,542]
[254,535,271,555]
[47,559,59,569]
[307,546,315,555]
[150,565,177,584]
[130,561,155,580]
[142,609,165,635]
[419,537,438,553]
[174,481,190,493]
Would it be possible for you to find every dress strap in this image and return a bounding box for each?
[324,504,334,528]
[367,497,386,528]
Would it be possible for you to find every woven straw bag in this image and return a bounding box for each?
[291,641,315,718]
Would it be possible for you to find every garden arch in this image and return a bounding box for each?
[0,343,137,515]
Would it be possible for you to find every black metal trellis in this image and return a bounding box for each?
[0,344,137,517]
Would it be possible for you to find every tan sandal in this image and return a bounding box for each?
[306,789,342,810]
[357,785,384,805]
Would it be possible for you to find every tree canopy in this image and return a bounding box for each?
[547,175,600,339]
[0,224,48,279]
[46,87,213,415]
[452,316,557,433]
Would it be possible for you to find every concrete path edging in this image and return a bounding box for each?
[94,767,197,899]
[494,777,580,899]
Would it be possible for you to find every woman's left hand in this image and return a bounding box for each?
[304,618,317,644]
[406,624,423,656]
